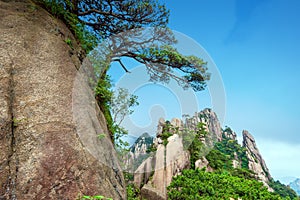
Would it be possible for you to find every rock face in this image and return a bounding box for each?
[140,184,165,200]
[222,127,237,140]
[289,178,300,195]
[0,1,124,199]
[185,108,223,144]
[134,119,190,199]
[134,156,154,189]
[195,157,213,172]
[242,130,272,189]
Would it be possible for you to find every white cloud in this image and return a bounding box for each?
[256,138,300,181]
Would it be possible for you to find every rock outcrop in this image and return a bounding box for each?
[134,119,190,199]
[140,184,165,200]
[185,108,223,144]
[134,156,154,189]
[0,1,125,199]
[195,157,213,172]
[222,127,237,140]
[242,130,272,190]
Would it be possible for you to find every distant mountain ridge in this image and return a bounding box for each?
[123,132,154,173]
[290,178,300,195]
[130,132,154,153]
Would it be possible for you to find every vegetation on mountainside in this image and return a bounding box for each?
[269,179,299,200]
[182,122,208,169]
[167,125,300,200]
[167,169,282,200]
[160,121,175,146]
[205,146,256,181]
[126,184,141,200]
[215,137,249,169]
[78,195,112,200]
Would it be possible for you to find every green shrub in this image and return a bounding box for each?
[167,169,282,200]
[206,149,232,170]
[161,131,173,146]
[78,194,112,200]
[214,137,249,169]
[126,184,140,200]
[184,122,209,169]
[40,0,98,53]
[269,179,299,199]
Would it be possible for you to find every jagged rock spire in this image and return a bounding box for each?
[242,130,272,190]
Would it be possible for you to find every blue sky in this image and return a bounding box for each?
[108,0,300,182]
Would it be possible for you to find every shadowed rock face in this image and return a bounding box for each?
[0,1,125,199]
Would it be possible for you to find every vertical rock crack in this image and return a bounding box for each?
[6,55,17,200]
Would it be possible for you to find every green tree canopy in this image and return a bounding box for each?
[42,0,210,91]
[75,0,170,37]
[167,169,284,200]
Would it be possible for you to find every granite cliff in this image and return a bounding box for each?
[0,1,125,199]
[134,121,190,200]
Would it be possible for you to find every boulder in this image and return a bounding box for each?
[195,157,213,172]
[140,184,165,200]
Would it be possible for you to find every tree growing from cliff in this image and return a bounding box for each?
[111,88,139,126]
[110,88,139,152]
[183,122,209,169]
[41,0,210,91]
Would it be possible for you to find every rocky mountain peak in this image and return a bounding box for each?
[185,108,222,142]
[134,117,190,199]
[157,117,182,137]
[242,130,256,144]
[170,117,182,128]
[122,132,154,173]
[157,117,166,136]
[130,132,153,154]
[222,126,237,140]
[242,130,272,189]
